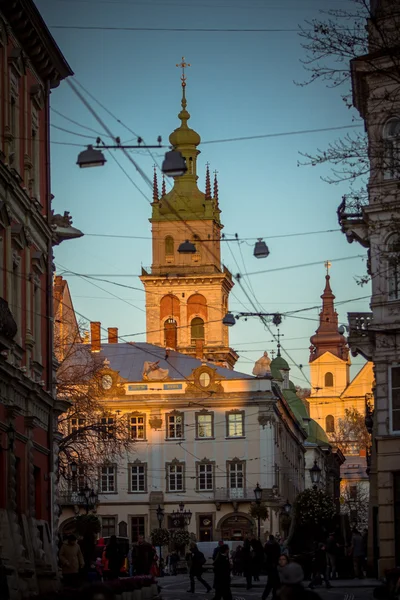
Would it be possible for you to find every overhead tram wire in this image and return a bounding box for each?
[49,25,339,33]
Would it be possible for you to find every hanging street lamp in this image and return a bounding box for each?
[178,240,196,254]
[253,238,270,259]
[76,145,107,168]
[310,460,322,489]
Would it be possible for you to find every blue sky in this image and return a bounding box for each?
[36,0,369,388]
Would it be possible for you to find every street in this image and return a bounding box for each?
[158,573,377,600]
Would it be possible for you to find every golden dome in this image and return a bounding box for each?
[169,104,201,148]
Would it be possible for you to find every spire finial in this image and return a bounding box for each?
[276,329,284,357]
[205,162,211,199]
[324,260,332,275]
[161,173,166,197]
[213,170,219,204]
[152,165,159,202]
[176,56,191,109]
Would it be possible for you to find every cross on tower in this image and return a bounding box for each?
[324,260,332,275]
[276,328,284,356]
[270,350,276,359]
[176,56,191,87]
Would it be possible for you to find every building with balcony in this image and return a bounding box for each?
[0,1,79,598]
[337,0,400,575]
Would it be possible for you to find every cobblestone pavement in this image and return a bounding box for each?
[158,573,378,600]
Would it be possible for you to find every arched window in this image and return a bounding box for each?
[191,317,205,344]
[326,415,335,433]
[164,318,177,350]
[387,233,400,300]
[383,117,400,180]
[325,372,334,387]
[165,236,174,256]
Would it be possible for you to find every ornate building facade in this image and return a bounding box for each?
[0,2,77,597]
[338,0,400,575]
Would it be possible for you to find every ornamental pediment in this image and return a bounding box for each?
[185,364,224,395]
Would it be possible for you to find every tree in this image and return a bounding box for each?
[328,407,371,455]
[54,285,135,485]
[297,0,400,211]
[340,482,369,530]
[249,502,269,522]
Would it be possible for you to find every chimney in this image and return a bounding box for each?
[108,327,118,344]
[90,322,101,352]
[195,340,204,360]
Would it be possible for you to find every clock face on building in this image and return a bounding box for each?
[102,374,113,390]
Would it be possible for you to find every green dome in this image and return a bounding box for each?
[270,364,283,381]
[307,420,331,447]
[271,355,289,371]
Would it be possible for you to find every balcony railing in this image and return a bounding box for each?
[348,312,373,335]
[347,312,374,360]
[58,491,86,506]
[214,487,279,503]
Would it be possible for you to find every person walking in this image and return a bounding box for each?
[213,544,232,600]
[325,533,338,580]
[262,535,281,600]
[241,539,254,590]
[187,542,212,593]
[250,537,264,582]
[105,535,124,580]
[170,550,179,576]
[131,535,155,575]
[350,528,365,578]
[278,562,323,600]
[59,534,85,588]
[308,543,331,590]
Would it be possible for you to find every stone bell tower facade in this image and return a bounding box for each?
[140,60,238,368]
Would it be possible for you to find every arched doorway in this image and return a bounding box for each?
[217,513,254,541]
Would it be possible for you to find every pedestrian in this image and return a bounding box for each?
[350,528,365,578]
[170,550,179,576]
[325,532,338,580]
[232,545,243,576]
[213,544,232,600]
[213,541,224,561]
[241,539,254,590]
[308,543,331,590]
[262,535,281,600]
[130,535,154,575]
[278,562,323,600]
[59,534,85,588]
[250,537,264,581]
[105,535,124,581]
[187,542,212,593]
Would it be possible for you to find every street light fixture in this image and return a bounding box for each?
[171,502,192,526]
[76,145,107,168]
[222,312,236,327]
[223,311,282,327]
[78,485,98,514]
[162,150,187,177]
[178,240,196,254]
[253,238,270,259]
[254,483,263,540]
[283,499,292,514]
[310,460,322,489]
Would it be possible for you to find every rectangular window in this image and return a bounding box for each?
[130,464,147,492]
[130,415,145,440]
[227,412,244,437]
[71,465,86,493]
[167,413,183,439]
[131,517,145,543]
[100,417,114,439]
[102,516,116,538]
[390,366,400,432]
[100,465,116,493]
[71,417,85,434]
[167,463,184,492]
[198,463,213,491]
[228,462,244,498]
[196,413,213,438]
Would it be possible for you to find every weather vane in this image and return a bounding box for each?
[324,260,332,275]
[176,56,190,88]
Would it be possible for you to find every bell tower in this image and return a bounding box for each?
[140,59,238,368]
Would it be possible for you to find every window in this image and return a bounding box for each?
[191,317,204,344]
[131,517,145,543]
[100,465,116,493]
[166,412,184,439]
[325,372,334,387]
[71,465,86,493]
[130,415,145,440]
[387,234,400,301]
[227,411,245,438]
[130,463,147,492]
[228,461,245,498]
[100,417,114,439]
[196,412,213,438]
[31,122,40,200]
[164,318,177,350]
[390,365,400,432]
[199,372,211,388]
[165,236,174,256]
[167,461,185,492]
[101,516,116,537]
[383,117,400,180]
[71,417,85,434]
[197,462,214,491]
[326,415,335,433]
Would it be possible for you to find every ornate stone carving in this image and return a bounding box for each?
[142,361,169,381]
[0,297,17,342]
[51,210,73,228]
[149,416,162,430]
[252,352,271,377]
[185,365,224,395]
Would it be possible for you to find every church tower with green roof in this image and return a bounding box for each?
[140,60,237,368]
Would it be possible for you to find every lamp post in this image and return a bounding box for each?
[283,499,292,515]
[78,485,98,514]
[254,483,263,540]
[156,505,164,577]
[310,460,322,490]
[171,501,192,527]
